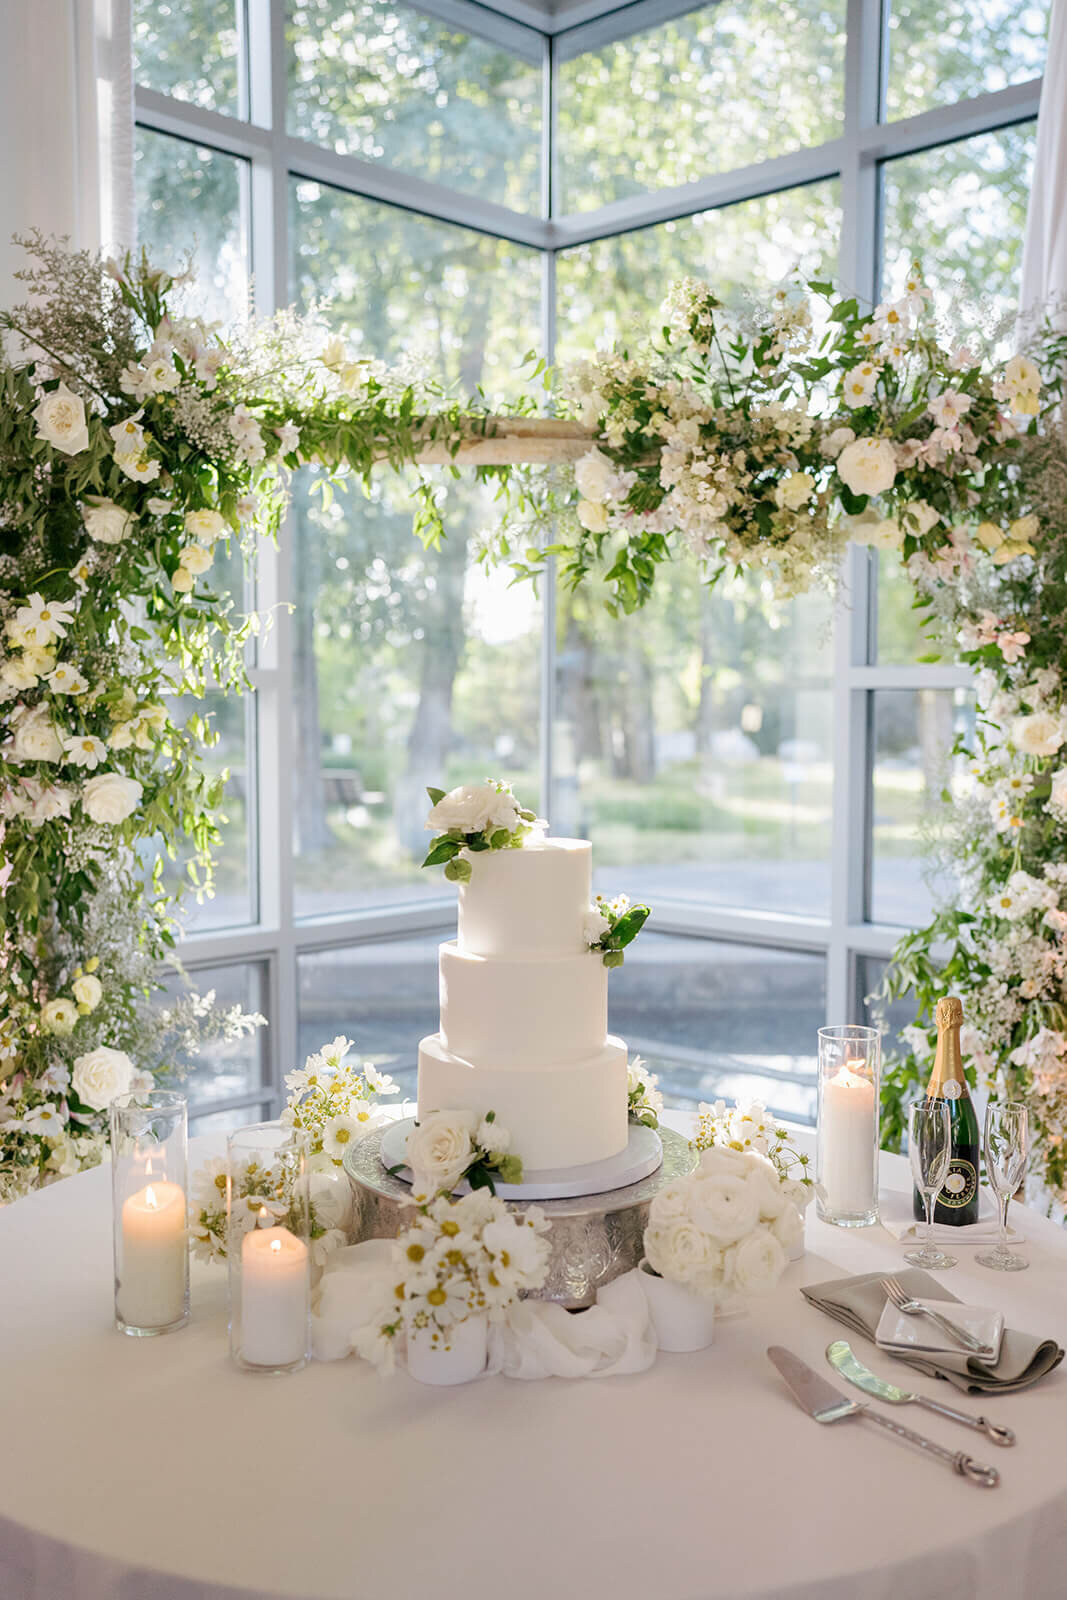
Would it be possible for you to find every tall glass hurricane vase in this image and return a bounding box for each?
[227,1122,311,1374]
[110,1091,189,1336]
[977,1102,1029,1273]
[816,1025,881,1226]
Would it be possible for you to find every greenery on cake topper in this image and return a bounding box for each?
[420,779,543,882]
[584,893,651,968]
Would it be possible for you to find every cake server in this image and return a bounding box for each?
[826,1341,1015,1446]
[767,1346,1000,1488]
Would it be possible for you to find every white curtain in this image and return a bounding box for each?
[0,0,133,313]
[1020,0,1067,318]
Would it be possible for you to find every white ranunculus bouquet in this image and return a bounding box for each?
[643,1146,799,1302]
[693,1097,816,1215]
[351,1189,552,1372]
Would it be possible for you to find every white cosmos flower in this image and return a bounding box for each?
[321,1114,364,1159]
[114,449,161,483]
[841,362,878,408]
[21,1102,67,1137]
[47,663,88,695]
[63,732,108,770]
[15,594,76,646]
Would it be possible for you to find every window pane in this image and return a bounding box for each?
[869,689,973,926]
[880,125,1037,328]
[191,1101,273,1137]
[289,182,542,918]
[858,954,918,1062]
[298,934,443,1101]
[160,961,270,1110]
[287,0,542,212]
[553,571,833,917]
[611,932,823,1122]
[161,689,256,932]
[885,0,1048,121]
[557,182,841,353]
[875,552,952,665]
[135,128,250,327]
[557,1,845,213]
[133,0,242,116]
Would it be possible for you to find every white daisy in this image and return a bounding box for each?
[14,593,76,647]
[63,732,107,769]
[321,1113,363,1158]
[21,1101,66,1136]
[47,663,89,695]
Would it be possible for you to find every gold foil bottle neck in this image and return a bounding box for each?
[936,996,963,1031]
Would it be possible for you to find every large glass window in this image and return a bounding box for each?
[130,0,1042,1124]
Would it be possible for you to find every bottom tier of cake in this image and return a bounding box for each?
[417,1031,629,1172]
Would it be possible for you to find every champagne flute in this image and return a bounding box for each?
[904,1099,957,1269]
[976,1102,1029,1272]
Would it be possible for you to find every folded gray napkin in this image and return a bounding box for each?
[801,1266,1063,1394]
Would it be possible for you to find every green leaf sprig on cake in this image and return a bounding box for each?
[626,1055,663,1130]
[584,893,651,968]
[420,779,544,882]
[402,1107,524,1198]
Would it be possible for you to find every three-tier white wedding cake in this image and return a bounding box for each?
[417,836,631,1172]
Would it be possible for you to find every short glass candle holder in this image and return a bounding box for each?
[227,1122,311,1374]
[110,1091,189,1336]
[816,1025,881,1227]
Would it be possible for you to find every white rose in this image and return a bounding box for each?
[686,1172,762,1245]
[1048,769,1067,810]
[10,705,64,763]
[405,1109,477,1194]
[1,657,39,690]
[179,543,214,575]
[901,500,941,537]
[72,973,103,1010]
[774,471,814,511]
[836,436,898,497]
[644,1215,723,1293]
[821,426,855,459]
[583,907,612,945]
[577,499,609,534]
[574,449,615,502]
[82,500,135,545]
[184,509,227,546]
[1012,713,1063,759]
[171,568,195,594]
[71,1045,135,1111]
[82,772,143,824]
[847,509,903,550]
[33,383,90,455]
[426,783,517,837]
[309,1167,354,1233]
[723,1226,787,1297]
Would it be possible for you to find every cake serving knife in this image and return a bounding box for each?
[825,1341,1015,1446]
[766,1346,1000,1487]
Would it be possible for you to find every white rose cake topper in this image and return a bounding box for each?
[421,778,545,882]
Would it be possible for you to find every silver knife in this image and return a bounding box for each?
[826,1341,1016,1447]
[767,1346,1000,1488]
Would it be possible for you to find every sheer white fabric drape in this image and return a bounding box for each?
[0,0,133,312]
[1020,0,1067,318]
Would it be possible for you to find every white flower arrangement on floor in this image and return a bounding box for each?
[401,1107,523,1198]
[420,778,544,882]
[692,1098,816,1218]
[351,1189,551,1373]
[583,892,651,968]
[626,1055,663,1130]
[643,1144,803,1302]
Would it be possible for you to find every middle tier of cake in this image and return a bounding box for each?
[439,941,607,1067]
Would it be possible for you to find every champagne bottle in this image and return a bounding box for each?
[912,996,981,1226]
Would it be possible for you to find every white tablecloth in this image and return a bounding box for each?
[1,1116,1066,1600]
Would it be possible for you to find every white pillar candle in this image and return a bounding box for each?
[820,1060,877,1213]
[118,1180,187,1329]
[240,1224,309,1368]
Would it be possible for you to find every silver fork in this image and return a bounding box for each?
[881,1277,991,1356]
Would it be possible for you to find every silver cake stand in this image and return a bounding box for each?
[343,1125,697,1309]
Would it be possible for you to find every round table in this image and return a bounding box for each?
[2,1116,1066,1600]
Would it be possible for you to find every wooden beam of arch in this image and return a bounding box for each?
[408,414,596,466]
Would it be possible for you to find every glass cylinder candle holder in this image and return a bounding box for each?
[227,1122,311,1374]
[110,1091,189,1336]
[816,1025,881,1227]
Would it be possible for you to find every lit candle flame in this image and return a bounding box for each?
[145,1185,158,1209]
[258,1206,270,1226]
[270,1238,282,1254]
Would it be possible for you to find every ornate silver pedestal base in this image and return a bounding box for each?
[343,1125,697,1309]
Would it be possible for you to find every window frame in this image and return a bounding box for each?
[131,0,1043,1124]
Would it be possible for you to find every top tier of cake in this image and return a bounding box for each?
[456,836,591,958]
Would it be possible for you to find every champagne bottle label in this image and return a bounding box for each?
[938,1159,978,1209]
